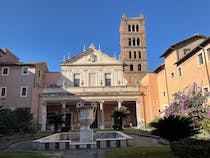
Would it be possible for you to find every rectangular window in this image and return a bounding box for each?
[178,67,182,77]
[162,91,166,97]
[74,73,80,87]
[20,86,28,97]
[207,48,210,61]
[22,67,29,75]
[2,67,9,76]
[38,70,41,78]
[0,87,7,97]
[183,49,191,55]
[198,53,204,66]
[89,73,96,86]
[170,72,175,79]
[105,73,111,86]
[203,87,209,93]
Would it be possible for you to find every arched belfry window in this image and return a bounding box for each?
[134,51,136,59]
[128,38,132,46]
[136,25,139,32]
[137,38,140,46]
[138,64,141,71]
[129,51,132,59]
[133,38,136,46]
[132,25,135,32]
[138,51,141,58]
[128,25,131,32]
[130,64,133,71]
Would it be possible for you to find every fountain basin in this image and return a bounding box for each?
[33,131,133,150]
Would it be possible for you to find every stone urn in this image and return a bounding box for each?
[76,101,97,143]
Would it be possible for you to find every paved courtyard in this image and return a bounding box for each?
[3,134,165,158]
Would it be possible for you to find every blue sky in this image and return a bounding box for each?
[0,0,209,72]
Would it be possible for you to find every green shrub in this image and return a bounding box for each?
[0,108,36,134]
[200,118,210,133]
[150,115,200,142]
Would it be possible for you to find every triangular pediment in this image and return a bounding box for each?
[62,46,122,66]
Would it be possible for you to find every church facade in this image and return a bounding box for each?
[40,44,143,131]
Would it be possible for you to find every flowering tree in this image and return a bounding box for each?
[165,83,210,121]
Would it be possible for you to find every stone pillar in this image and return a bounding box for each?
[118,100,122,109]
[136,100,141,128]
[61,102,66,127]
[99,101,104,129]
[41,102,47,131]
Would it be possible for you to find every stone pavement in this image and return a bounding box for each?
[3,134,164,158]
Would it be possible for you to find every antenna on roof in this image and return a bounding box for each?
[68,52,70,59]
[83,44,86,51]
[98,44,101,51]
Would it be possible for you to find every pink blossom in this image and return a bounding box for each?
[208,111,210,118]
[166,82,210,119]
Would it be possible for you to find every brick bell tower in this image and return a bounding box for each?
[120,13,148,86]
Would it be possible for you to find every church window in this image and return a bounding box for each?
[137,38,140,46]
[130,64,133,71]
[134,51,136,58]
[129,51,132,59]
[138,51,141,58]
[74,73,80,87]
[105,73,111,86]
[89,73,96,86]
[132,25,135,32]
[128,38,132,46]
[136,25,139,32]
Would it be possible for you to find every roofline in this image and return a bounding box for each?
[176,36,210,66]
[160,34,207,58]
[0,62,47,66]
[61,46,122,65]
[153,64,165,73]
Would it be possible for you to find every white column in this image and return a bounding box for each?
[99,101,105,129]
[136,100,141,128]
[118,100,122,109]
[61,102,66,127]
[41,102,47,131]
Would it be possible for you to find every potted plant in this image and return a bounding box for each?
[112,106,130,130]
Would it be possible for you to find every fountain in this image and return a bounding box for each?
[76,101,97,148]
[33,101,133,150]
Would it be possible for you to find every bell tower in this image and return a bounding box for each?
[120,13,148,85]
